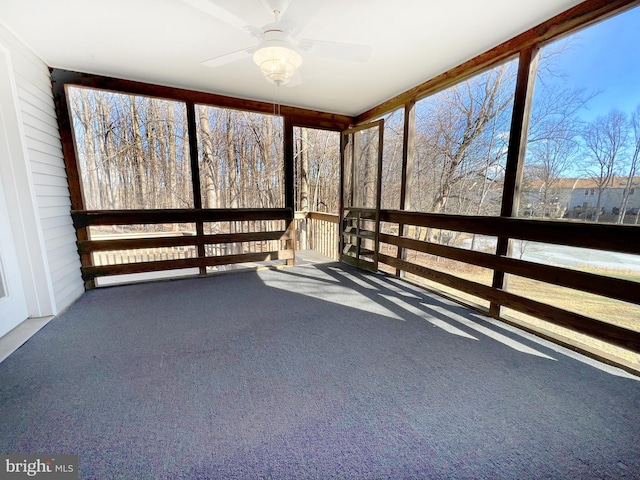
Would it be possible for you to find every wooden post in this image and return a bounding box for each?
[50,72,95,289]
[285,216,296,266]
[284,116,295,211]
[373,121,385,272]
[490,47,540,317]
[284,117,295,266]
[396,101,416,277]
[339,132,347,256]
[299,127,309,250]
[186,102,207,275]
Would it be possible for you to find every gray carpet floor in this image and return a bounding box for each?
[1,262,639,479]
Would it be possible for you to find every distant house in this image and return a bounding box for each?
[521,177,640,220]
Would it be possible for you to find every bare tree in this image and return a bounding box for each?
[582,109,629,222]
[526,130,579,217]
[72,89,102,209]
[294,127,340,213]
[380,109,404,211]
[412,62,515,218]
[618,104,640,223]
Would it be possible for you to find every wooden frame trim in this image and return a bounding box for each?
[357,0,640,123]
[338,131,347,255]
[376,206,640,353]
[51,66,323,287]
[348,0,640,363]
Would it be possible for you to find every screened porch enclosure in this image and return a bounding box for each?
[52,0,640,374]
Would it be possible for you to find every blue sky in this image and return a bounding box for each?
[553,5,640,121]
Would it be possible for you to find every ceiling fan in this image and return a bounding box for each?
[182,0,372,86]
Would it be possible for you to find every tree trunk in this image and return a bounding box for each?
[130,98,146,209]
[299,128,309,249]
[78,89,102,209]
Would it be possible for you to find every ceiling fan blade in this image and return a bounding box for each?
[201,48,252,68]
[300,40,372,63]
[182,0,251,32]
[278,0,328,37]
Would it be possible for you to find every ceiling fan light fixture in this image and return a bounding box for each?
[253,35,302,86]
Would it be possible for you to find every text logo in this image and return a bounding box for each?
[1,455,78,479]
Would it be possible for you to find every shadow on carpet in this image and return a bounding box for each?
[1,262,639,479]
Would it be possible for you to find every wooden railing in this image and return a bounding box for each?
[71,205,640,354]
[295,211,339,260]
[340,207,378,270]
[375,209,640,353]
[73,208,295,287]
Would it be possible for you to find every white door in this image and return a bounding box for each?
[0,107,28,337]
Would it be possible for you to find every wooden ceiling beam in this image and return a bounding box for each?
[356,0,640,124]
[50,68,355,131]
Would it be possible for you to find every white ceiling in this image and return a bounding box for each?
[0,0,584,116]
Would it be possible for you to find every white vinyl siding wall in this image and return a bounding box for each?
[0,24,83,312]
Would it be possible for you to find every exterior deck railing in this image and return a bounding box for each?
[71,206,640,358]
[73,208,295,287]
[372,209,640,353]
[295,207,640,358]
[295,211,339,260]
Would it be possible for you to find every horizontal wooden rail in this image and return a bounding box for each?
[379,210,640,255]
[72,208,293,228]
[374,209,640,355]
[203,231,290,245]
[379,254,640,352]
[82,250,294,280]
[344,208,377,220]
[296,211,340,259]
[344,228,376,240]
[379,233,640,306]
[78,231,290,254]
[73,208,296,284]
[308,211,339,223]
[78,235,196,254]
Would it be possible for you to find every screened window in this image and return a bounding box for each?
[68,86,193,210]
[410,59,518,216]
[293,127,340,213]
[380,108,404,210]
[510,6,640,364]
[518,6,640,224]
[399,60,517,295]
[196,105,284,209]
